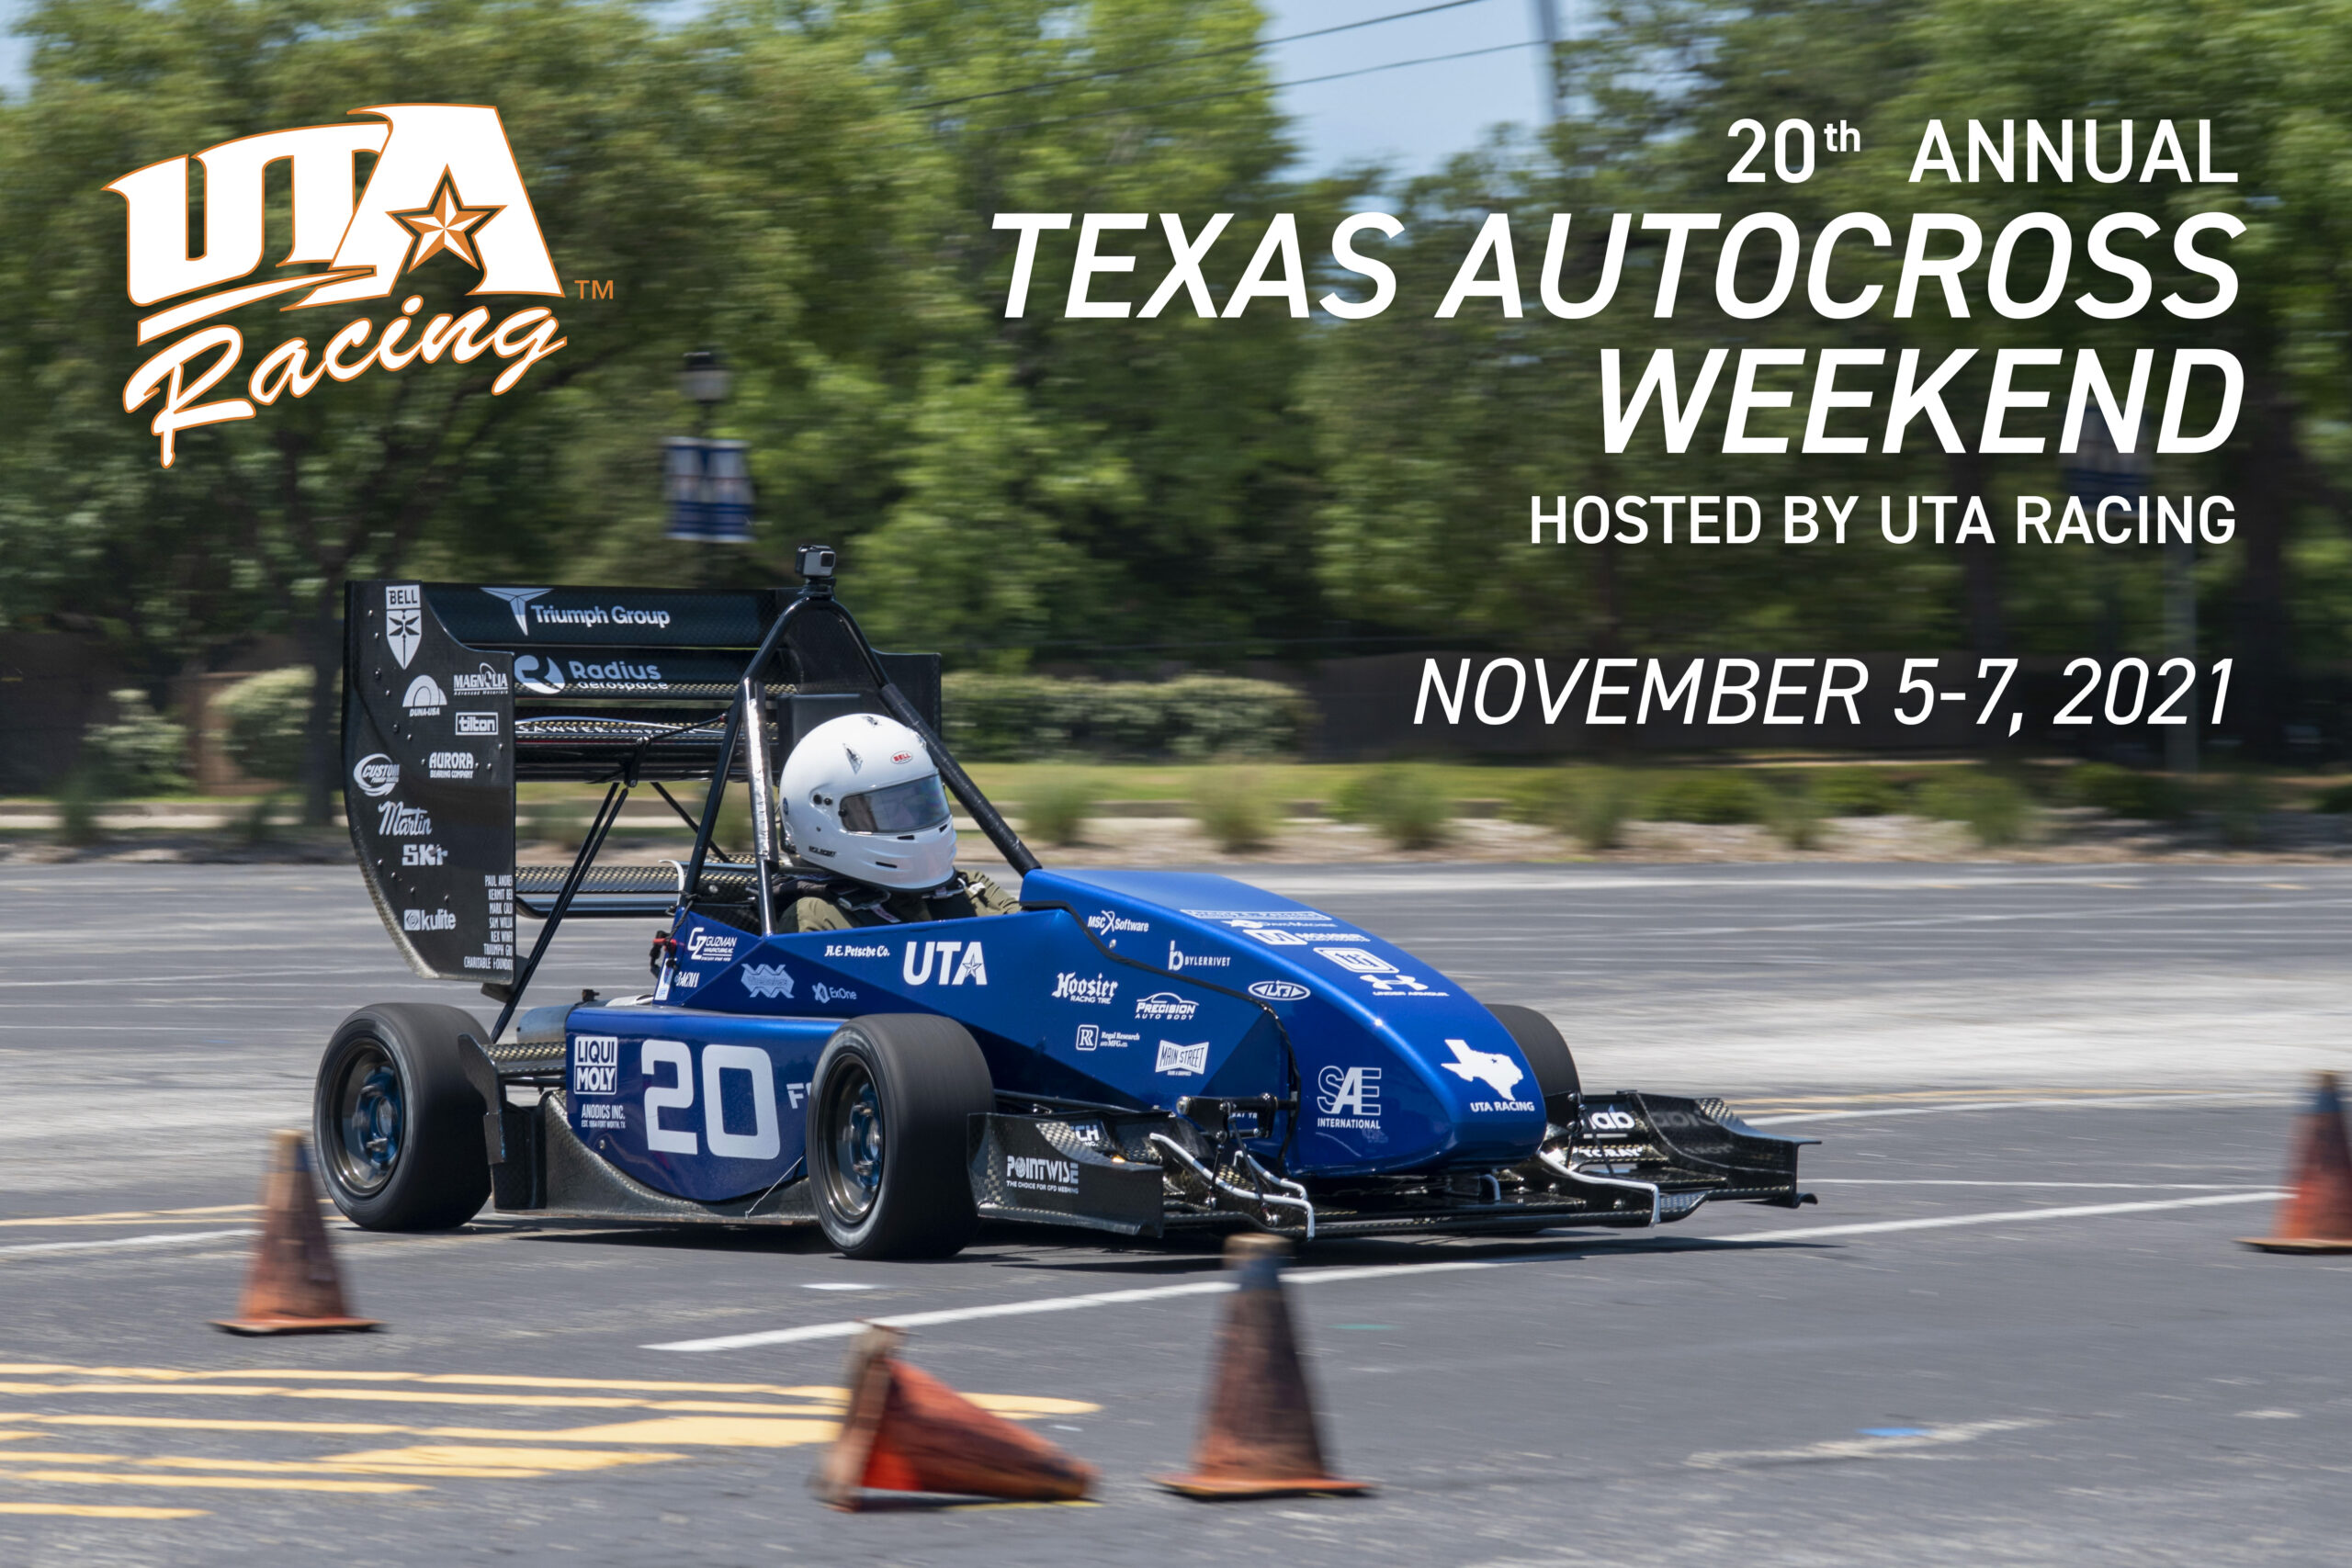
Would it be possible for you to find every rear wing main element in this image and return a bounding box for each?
[343,576,966,982]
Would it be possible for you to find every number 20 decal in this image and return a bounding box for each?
[641,1039,784,1161]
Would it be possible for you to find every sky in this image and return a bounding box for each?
[0,0,1555,175]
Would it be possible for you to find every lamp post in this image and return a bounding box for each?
[666,350,753,579]
[677,348,731,435]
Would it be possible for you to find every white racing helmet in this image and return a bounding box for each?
[778,713,957,891]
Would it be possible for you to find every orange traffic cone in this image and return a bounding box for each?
[1155,1233,1372,1499]
[810,1325,1095,1510]
[2240,1072,2352,1254]
[212,1131,379,1335]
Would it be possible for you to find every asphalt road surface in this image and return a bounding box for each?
[1,863,2346,1565]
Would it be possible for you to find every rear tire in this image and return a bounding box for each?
[1489,1004,1579,1124]
[808,1015,993,1260]
[313,1002,492,1231]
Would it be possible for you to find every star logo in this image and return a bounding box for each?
[392,175,500,275]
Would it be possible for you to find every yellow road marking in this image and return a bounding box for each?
[0,1502,209,1518]
[0,1361,1098,1504]
[511,1416,840,1449]
[30,1417,419,1437]
[0,1469,420,1494]
[18,1413,832,1446]
[0,1447,672,1477]
[0,1206,256,1231]
[0,1380,1090,1418]
[0,1363,848,1397]
[0,1382,831,1414]
[323,1445,682,1474]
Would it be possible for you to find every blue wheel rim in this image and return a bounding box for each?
[330,1042,403,1197]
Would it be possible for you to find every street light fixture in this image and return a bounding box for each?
[677,349,731,429]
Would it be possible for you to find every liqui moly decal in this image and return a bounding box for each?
[107,106,566,467]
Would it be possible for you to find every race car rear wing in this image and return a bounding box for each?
[343,554,1033,1001]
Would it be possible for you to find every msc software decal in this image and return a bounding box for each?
[107,105,567,466]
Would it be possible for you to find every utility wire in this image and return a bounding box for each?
[905,0,1504,112]
[919,39,1541,141]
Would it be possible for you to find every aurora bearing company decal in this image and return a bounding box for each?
[1249,980,1311,1002]
[108,106,565,468]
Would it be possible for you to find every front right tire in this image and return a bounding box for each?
[1489,1003,1581,1124]
[807,1014,993,1259]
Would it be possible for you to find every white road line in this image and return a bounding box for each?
[1747,1092,2284,1125]
[0,1229,257,1258]
[1806,1179,2270,1190]
[645,1191,2280,1353]
[1736,1191,2278,1242]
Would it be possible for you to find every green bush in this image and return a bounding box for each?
[82,688,187,794]
[1645,771,1771,825]
[2064,762,2188,821]
[2211,772,2270,848]
[521,792,592,851]
[52,770,104,846]
[1019,770,1099,847]
[1811,766,1905,817]
[1331,765,1452,850]
[2310,781,2352,814]
[1767,777,1826,851]
[943,672,1307,761]
[1508,767,1638,851]
[1192,765,1279,852]
[1917,771,2032,847]
[215,666,315,784]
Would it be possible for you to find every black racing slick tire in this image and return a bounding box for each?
[1489,1003,1580,1123]
[808,1015,994,1260]
[313,1003,492,1231]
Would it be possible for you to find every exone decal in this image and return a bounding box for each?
[107,106,566,468]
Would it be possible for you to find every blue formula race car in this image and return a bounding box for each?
[315,549,1812,1258]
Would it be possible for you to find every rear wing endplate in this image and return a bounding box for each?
[343,579,948,981]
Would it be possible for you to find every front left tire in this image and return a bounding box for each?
[313,1002,492,1231]
[807,1014,994,1259]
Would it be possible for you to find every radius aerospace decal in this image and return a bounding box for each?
[107,105,565,466]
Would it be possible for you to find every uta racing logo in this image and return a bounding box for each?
[107,105,566,467]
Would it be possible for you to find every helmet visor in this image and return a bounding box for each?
[840,773,952,835]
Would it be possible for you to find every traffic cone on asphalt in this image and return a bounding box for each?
[810,1325,1095,1510]
[2239,1072,2352,1254]
[1154,1234,1372,1499]
[212,1131,379,1335]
